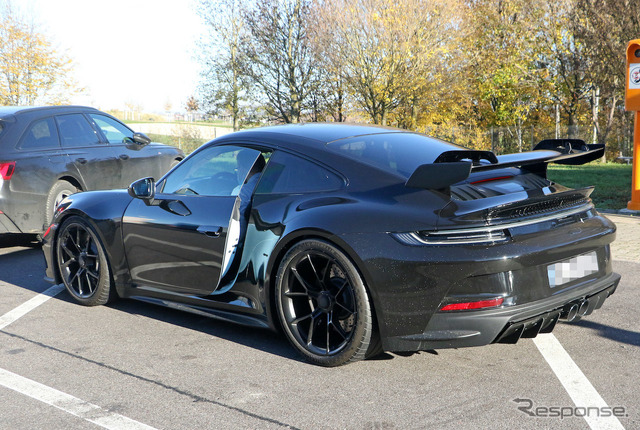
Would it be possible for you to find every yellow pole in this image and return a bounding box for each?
[629,111,640,210]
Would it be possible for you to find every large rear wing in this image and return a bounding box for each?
[406,139,604,191]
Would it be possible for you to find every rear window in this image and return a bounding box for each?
[327,132,463,178]
[256,151,343,194]
[19,117,60,150]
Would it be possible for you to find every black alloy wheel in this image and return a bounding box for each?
[56,216,114,306]
[276,239,376,366]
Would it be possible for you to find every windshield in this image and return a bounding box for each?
[327,132,464,178]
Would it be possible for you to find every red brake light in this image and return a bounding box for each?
[470,175,513,185]
[1,161,16,180]
[440,297,504,311]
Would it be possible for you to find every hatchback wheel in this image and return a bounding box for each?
[45,180,78,225]
[275,239,375,366]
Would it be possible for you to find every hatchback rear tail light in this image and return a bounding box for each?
[0,161,16,180]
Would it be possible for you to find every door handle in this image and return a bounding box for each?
[76,158,87,164]
[119,154,130,160]
[197,226,222,237]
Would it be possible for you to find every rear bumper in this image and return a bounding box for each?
[383,271,620,352]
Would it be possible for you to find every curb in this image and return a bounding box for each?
[597,208,640,217]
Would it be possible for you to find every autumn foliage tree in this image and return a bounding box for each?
[0,3,79,105]
[312,0,459,126]
[196,0,640,156]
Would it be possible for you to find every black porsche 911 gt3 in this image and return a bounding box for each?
[43,123,620,366]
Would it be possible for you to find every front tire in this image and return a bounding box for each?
[275,239,375,366]
[56,216,114,306]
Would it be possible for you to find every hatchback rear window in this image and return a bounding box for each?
[327,132,463,178]
[19,117,60,150]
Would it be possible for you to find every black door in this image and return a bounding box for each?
[122,195,237,294]
[122,145,265,295]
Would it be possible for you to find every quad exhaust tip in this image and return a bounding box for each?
[561,299,590,322]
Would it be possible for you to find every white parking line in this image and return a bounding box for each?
[0,368,157,430]
[534,333,625,430]
[0,283,158,430]
[0,284,64,330]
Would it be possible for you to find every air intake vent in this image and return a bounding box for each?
[487,194,590,221]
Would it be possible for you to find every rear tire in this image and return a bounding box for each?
[275,239,375,366]
[45,180,78,225]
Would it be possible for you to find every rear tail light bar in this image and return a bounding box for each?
[0,161,15,180]
[391,229,509,245]
[440,297,504,311]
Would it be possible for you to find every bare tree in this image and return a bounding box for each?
[241,0,315,123]
[197,0,247,131]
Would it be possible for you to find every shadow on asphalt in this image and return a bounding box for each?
[0,234,40,249]
[0,242,310,364]
[574,319,640,348]
[105,298,307,364]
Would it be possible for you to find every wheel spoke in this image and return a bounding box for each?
[86,268,99,280]
[306,254,322,283]
[331,317,349,341]
[334,278,348,297]
[84,271,94,293]
[67,232,81,253]
[320,259,333,283]
[291,267,314,294]
[284,291,307,298]
[291,312,313,325]
[335,300,354,315]
[325,316,331,355]
[71,268,85,295]
[61,241,77,260]
[61,258,74,270]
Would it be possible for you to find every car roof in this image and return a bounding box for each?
[0,105,100,119]
[232,123,406,147]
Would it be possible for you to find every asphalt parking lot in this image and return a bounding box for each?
[0,215,638,430]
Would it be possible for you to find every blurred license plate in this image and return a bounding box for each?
[547,251,599,288]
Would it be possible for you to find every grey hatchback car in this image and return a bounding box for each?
[0,105,183,237]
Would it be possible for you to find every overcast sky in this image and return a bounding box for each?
[24,0,204,113]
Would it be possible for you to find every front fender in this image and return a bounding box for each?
[45,190,134,291]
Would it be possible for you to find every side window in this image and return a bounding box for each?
[256,151,343,194]
[160,145,265,197]
[19,117,60,150]
[89,114,134,144]
[55,114,100,148]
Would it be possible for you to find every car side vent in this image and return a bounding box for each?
[487,194,590,221]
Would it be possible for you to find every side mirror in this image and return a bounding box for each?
[128,177,155,204]
[131,132,151,146]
